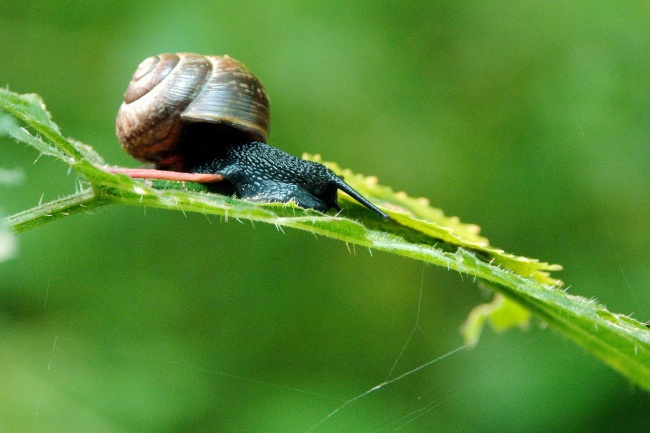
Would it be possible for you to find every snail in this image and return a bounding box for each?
[113,52,389,221]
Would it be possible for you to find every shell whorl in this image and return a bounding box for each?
[116,53,270,169]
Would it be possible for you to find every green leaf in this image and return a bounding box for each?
[462,292,532,346]
[315,156,563,287]
[2,88,649,391]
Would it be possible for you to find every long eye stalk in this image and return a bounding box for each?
[334,177,389,221]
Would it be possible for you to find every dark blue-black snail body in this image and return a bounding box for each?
[190,140,386,217]
[115,52,389,221]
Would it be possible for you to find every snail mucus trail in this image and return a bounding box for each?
[114,53,389,221]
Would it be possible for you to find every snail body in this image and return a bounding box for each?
[115,53,388,220]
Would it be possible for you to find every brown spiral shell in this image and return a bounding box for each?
[115,53,270,169]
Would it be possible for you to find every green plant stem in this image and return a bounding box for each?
[4,189,107,233]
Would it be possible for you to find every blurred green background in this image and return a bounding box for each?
[1,1,649,431]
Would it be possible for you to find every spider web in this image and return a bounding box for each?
[31,265,479,432]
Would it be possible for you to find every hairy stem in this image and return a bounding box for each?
[4,189,107,233]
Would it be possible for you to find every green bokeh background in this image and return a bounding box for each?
[1,1,649,431]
